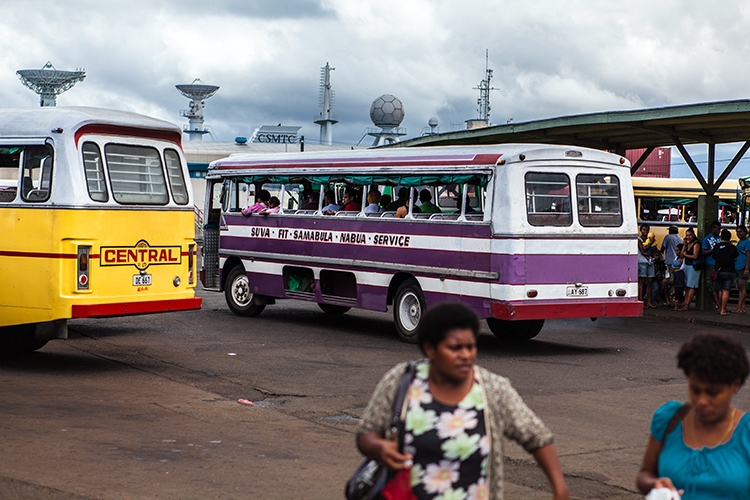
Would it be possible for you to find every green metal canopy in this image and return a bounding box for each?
[393,99,750,196]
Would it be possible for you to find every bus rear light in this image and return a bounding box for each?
[526,290,538,298]
[616,289,627,297]
[188,244,195,284]
[77,246,90,290]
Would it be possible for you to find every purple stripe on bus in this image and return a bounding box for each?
[490,254,638,285]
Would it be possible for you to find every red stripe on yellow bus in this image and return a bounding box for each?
[71,298,202,318]
[0,250,77,259]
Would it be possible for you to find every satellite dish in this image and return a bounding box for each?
[16,61,86,107]
[176,78,220,141]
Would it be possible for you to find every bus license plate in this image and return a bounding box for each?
[133,274,152,286]
[566,286,588,297]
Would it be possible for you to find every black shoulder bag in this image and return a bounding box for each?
[346,362,417,500]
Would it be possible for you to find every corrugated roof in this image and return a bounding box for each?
[393,99,750,150]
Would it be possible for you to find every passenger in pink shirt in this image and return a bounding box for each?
[242,190,271,216]
[260,196,281,215]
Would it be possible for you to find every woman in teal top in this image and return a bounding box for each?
[637,333,750,499]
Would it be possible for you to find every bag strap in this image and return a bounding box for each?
[662,403,691,444]
[386,362,417,451]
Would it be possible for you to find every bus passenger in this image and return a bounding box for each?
[365,189,383,214]
[418,189,442,214]
[260,196,281,215]
[300,190,319,210]
[322,189,339,215]
[638,224,656,308]
[386,187,410,211]
[380,194,392,211]
[454,196,476,214]
[342,188,361,212]
[731,225,750,313]
[242,189,271,216]
[681,228,701,311]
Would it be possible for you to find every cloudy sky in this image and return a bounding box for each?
[3,0,750,177]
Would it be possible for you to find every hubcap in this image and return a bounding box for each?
[398,291,421,331]
[232,275,251,306]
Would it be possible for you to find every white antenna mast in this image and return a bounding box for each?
[314,62,338,145]
[473,50,497,123]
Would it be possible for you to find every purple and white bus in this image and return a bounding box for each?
[200,145,642,342]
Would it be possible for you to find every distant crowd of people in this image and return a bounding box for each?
[638,222,750,315]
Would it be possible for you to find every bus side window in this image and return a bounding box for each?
[82,142,108,202]
[21,145,54,203]
[0,146,21,203]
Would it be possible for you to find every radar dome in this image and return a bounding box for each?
[370,94,404,127]
[428,117,439,127]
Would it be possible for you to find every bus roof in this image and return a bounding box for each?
[0,107,182,146]
[208,144,628,175]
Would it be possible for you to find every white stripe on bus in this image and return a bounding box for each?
[224,225,638,256]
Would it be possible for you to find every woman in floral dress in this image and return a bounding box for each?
[357,303,569,499]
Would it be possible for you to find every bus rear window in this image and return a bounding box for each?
[576,174,622,227]
[164,149,188,205]
[105,144,168,205]
[525,172,572,226]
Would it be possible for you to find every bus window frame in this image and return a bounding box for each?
[104,142,170,206]
[164,148,189,206]
[525,171,573,227]
[20,144,54,203]
[82,141,109,202]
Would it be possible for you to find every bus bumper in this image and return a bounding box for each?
[490,300,643,321]
[71,298,203,319]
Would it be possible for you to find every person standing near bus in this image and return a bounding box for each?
[731,225,750,313]
[638,224,656,308]
[712,229,738,316]
[702,221,722,310]
[681,228,702,311]
[661,225,682,266]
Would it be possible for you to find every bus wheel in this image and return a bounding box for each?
[318,304,351,315]
[486,318,544,342]
[0,325,48,356]
[393,280,424,344]
[225,266,266,317]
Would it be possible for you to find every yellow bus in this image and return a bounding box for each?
[0,107,201,352]
[632,177,737,244]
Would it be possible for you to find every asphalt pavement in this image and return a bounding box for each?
[641,301,750,331]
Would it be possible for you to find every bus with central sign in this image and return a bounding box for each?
[201,145,642,342]
[0,107,201,352]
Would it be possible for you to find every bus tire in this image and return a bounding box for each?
[318,304,351,315]
[225,266,266,317]
[0,325,48,356]
[393,280,425,344]
[486,318,544,342]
